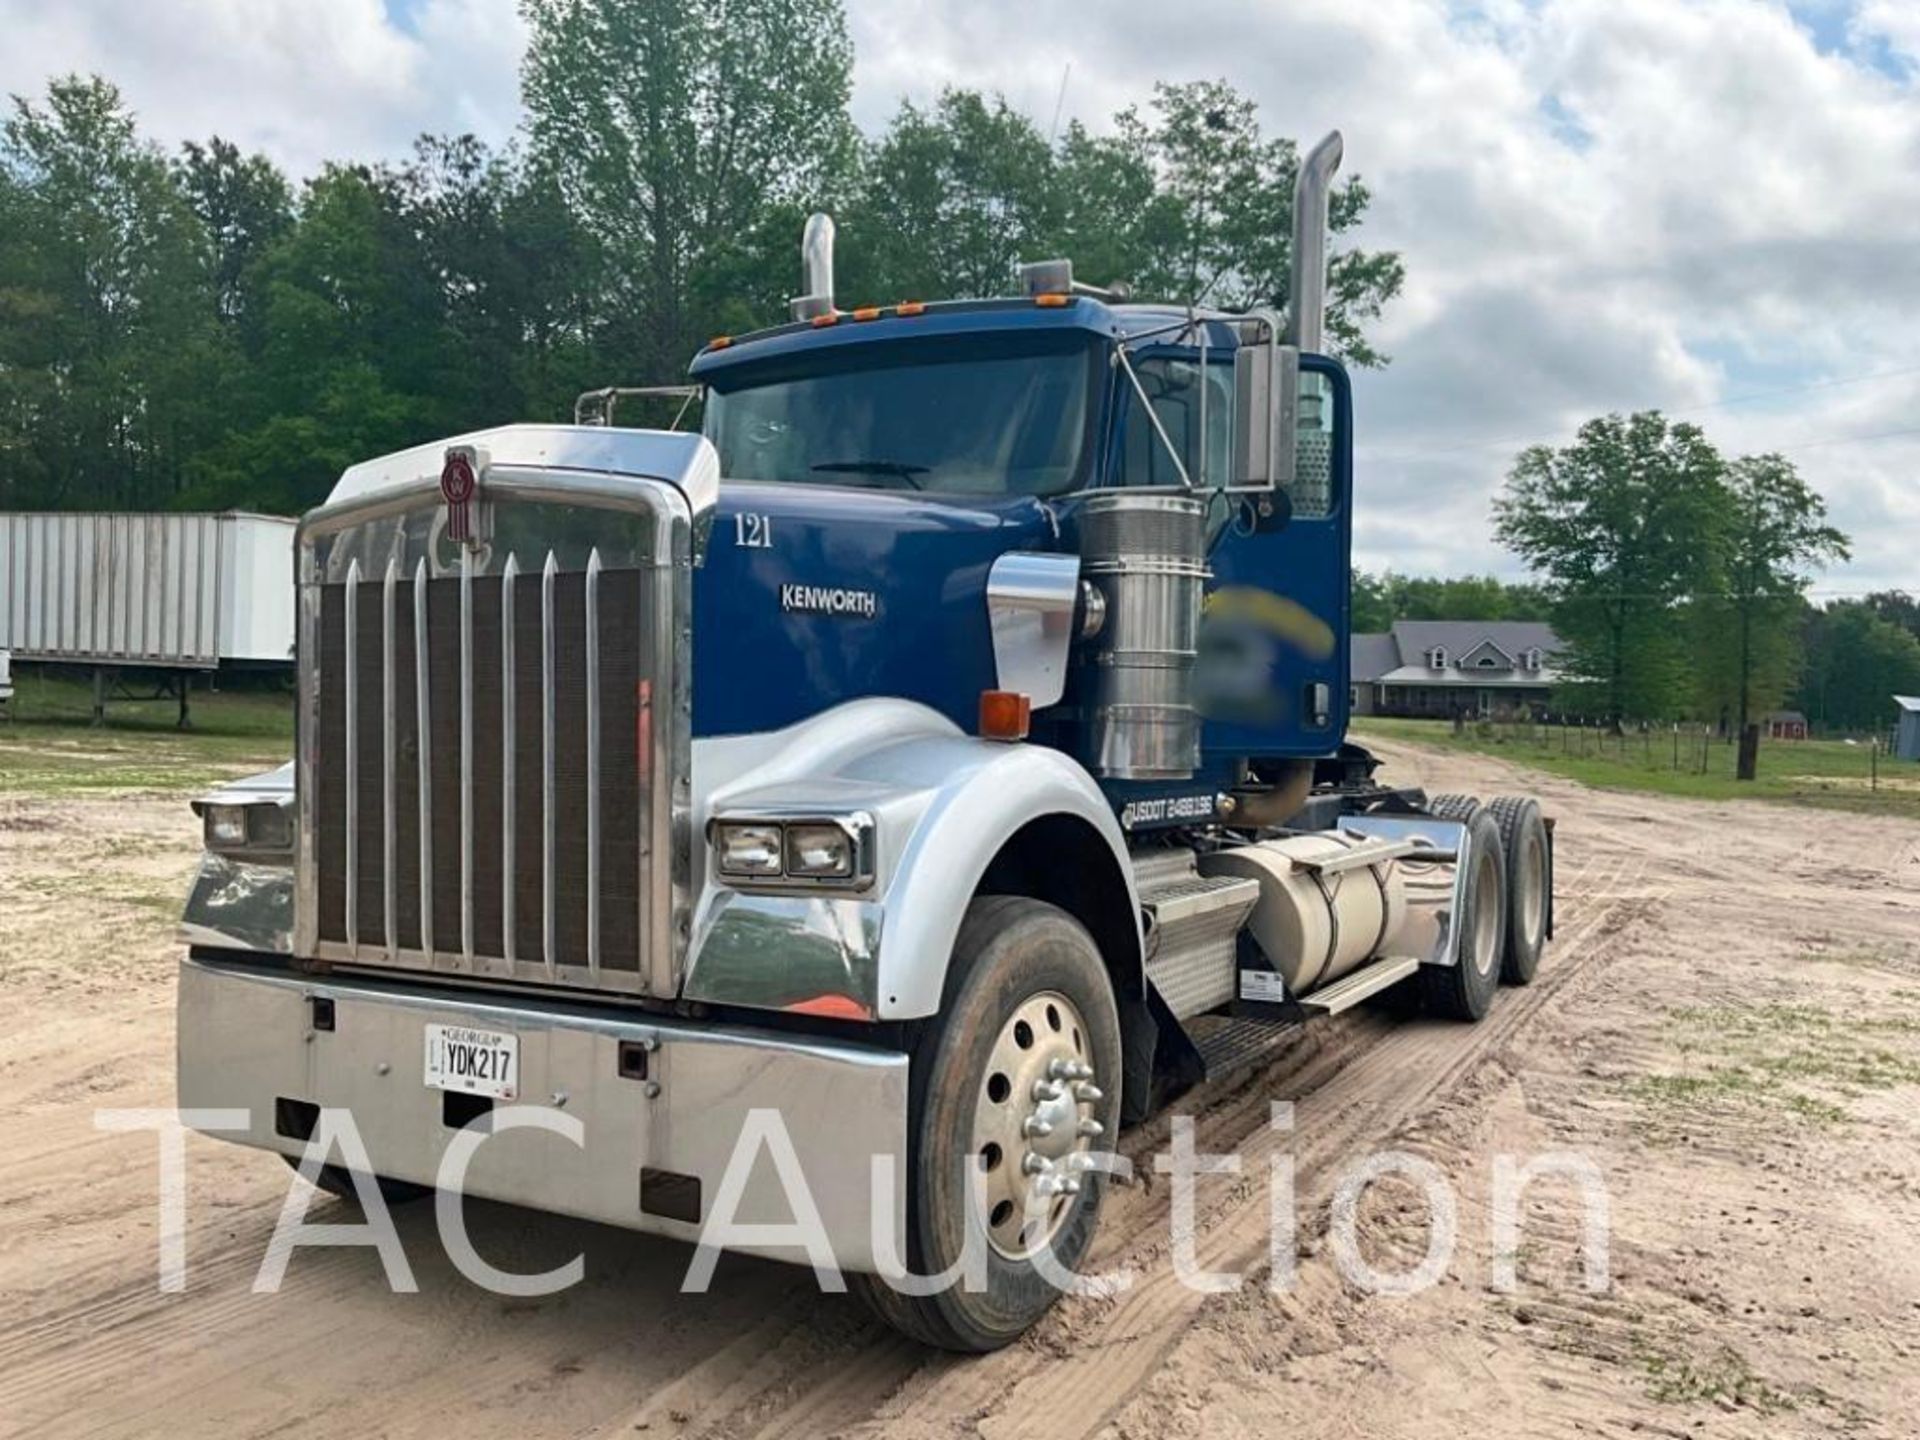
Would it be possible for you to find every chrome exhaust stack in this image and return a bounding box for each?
[1283,131,1343,353]
[789,212,838,323]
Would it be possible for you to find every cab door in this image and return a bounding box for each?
[1198,357,1353,760]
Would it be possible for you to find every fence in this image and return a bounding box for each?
[1451,715,1900,791]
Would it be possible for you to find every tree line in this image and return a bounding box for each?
[1494,410,1917,738]
[0,0,1403,520]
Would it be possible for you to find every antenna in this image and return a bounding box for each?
[1049,62,1073,145]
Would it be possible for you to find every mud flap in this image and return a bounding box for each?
[1122,984,1206,1124]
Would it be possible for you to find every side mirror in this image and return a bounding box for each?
[1231,337,1299,495]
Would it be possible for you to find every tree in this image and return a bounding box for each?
[1495,412,1726,721]
[0,76,225,509]
[520,0,859,380]
[848,80,1406,369]
[844,91,1058,304]
[1796,602,1920,734]
[1690,453,1848,773]
[1350,570,1552,631]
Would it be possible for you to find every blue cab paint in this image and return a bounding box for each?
[687,297,1354,795]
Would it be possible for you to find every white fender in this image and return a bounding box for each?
[689,699,1143,1020]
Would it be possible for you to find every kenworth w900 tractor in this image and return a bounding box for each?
[177,132,1553,1351]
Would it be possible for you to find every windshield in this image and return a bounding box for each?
[704,337,1098,497]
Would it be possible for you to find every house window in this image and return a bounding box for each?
[1428,647,1447,669]
[1523,647,1542,670]
[1477,655,1499,668]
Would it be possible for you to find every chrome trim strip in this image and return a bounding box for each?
[382,558,397,959]
[500,553,517,966]
[414,557,434,962]
[343,558,359,958]
[541,550,557,978]
[460,545,474,969]
[585,547,602,981]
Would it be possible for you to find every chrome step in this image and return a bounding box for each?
[1298,955,1420,1016]
[1137,857,1260,1023]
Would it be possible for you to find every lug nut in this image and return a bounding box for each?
[1048,1058,1076,1081]
[1060,1177,1082,1196]
[1022,1152,1048,1176]
[1072,1082,1104,1103]
[1032,1079,1065,1103]
[1023,1115,1054,1139]
[1077,1117,1104,1138]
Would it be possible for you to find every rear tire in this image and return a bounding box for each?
[851,896,1123,1352]
[1418,808,1505,1022]
[1424,792,1481,823]
[1487,795,1549,985]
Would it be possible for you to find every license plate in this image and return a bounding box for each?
[424,1023,519,1101]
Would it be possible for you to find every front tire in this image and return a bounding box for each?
[853,896,1123,1352]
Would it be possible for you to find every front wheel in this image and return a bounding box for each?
[853,896,1123,1351]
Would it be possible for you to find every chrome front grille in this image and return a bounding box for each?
[295,469,690,998]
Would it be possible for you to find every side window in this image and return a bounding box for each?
[1120,359,1235,489]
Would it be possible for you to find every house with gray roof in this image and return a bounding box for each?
[1350,620,1564,718]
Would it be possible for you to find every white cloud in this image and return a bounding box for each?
[2,0,1916,592]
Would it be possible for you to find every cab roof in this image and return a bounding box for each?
[687,296,1251,382]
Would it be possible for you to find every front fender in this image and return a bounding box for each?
[687,699,1142,1021]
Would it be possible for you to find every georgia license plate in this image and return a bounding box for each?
[424,1023,519,1100]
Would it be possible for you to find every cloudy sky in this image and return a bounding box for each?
[4,0,1918,592]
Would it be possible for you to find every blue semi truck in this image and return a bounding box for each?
[177,132,1552,1350]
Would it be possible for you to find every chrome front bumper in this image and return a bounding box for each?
[177,956,908,1273]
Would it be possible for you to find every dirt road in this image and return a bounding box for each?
[4,741,1919,1439]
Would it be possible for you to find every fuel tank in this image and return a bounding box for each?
[692,482,1057,738]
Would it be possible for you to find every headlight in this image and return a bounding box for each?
[786,822,853,879]
[709,813,874,888]
[714,822,784,878]
[205,804,250,849]
[202,801,294,857]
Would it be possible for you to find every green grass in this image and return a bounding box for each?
[1353,715,1920,820]
[0,671,291,797]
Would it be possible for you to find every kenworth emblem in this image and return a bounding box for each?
[440,446,481,545]
[781,583,878,618]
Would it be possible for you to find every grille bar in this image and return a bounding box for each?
[500,553,517,966]
[460,547,474,967]
[586,548,602,983]
[541,551,557,979]
[344,558,359,958]
[382,558,397,959]
[414,557,434,961]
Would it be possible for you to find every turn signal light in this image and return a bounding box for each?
[979,690,1032,741]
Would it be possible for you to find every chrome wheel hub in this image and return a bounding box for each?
[971,990,1102,1261]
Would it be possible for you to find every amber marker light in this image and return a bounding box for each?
[896,300,927,316]
[810,312,839,327]
[979,690,1032,741]
[707,335,733,350]
[851,306,883,322]
[1033,293,1074,308]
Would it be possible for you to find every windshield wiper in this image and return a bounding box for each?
[810,460,930,489]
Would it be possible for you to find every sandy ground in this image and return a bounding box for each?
[4,740,1920,1439]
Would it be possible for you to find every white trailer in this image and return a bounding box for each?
[0,511,295,723]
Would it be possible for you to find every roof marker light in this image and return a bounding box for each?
[851,306,882,322]
[708,335,733,350]
[896,301,927,316]
[810,312,839,328]
[1034,293,1074,308]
